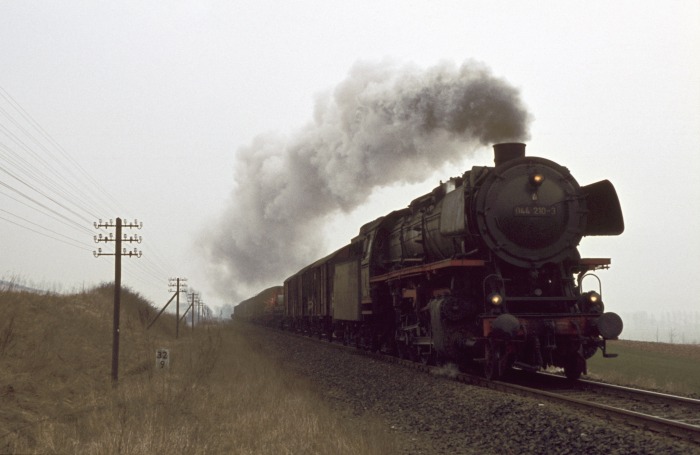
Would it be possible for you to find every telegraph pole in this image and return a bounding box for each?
[147,278,187,331]
[189,292,199,332]
[94,218,142,386]
[179,301,192,324]
[168,277,187,338]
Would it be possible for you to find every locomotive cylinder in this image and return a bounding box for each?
[429,296,479,356]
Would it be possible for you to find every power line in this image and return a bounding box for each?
[0,187,93,235]
[0,179,93,233]
[0,86,193,304]
[0,213,91,251]
[0,164,92,224]
[0,86,127,215]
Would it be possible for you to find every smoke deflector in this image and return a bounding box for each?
[582,180,625,236]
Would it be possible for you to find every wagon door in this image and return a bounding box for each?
[333,259,361,321]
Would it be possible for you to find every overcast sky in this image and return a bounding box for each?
[1,1,698,323]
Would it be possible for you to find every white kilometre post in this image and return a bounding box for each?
[156,348,170,370]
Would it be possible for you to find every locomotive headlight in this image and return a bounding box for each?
[530,173,545,186]
[488,292,504,306]
[578,291,604,313]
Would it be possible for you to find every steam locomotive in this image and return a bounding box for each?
[246,143,624,380]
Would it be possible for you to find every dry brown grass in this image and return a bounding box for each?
[0,285,397,454]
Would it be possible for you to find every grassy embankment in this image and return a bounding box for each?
[587,339,700,396]
[0,284,396,454]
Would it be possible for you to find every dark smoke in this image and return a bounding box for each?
[202,60,531,302]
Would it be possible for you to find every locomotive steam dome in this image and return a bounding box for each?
[475,144,587,268]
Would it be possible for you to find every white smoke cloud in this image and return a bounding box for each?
[202,60,531,302]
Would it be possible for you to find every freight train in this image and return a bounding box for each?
[236,143,624,380]
[232,286,284,326]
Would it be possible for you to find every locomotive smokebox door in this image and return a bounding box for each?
[475,155,587,268]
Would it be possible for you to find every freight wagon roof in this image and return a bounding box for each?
[235,285,283,307]
[284,244,351,283]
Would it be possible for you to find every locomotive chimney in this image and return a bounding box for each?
[493,142,526,167]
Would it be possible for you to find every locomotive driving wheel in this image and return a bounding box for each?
[396,339,407,359]
[395,329,409,360]
[484,339,508,380]
[418,345,437,366]
[563,354,586,381]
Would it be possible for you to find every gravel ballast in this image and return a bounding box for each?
[245,325,700,455]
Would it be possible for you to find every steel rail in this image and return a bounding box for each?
[576,376,700,407]
[478,377,700,444]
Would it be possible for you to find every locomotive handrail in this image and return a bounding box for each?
[482,273,506,298]
[578,272,603,297]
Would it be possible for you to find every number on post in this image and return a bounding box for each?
[156,348,170,369]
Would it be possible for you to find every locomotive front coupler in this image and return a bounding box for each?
[510,332,546,372]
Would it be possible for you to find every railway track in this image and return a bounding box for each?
[274,326,700,445]
[382,352,700,444]
[491,371,700,444]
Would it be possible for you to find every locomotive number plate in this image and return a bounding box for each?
[514,205,557,216]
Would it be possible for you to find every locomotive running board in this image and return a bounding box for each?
[370,258,485,283]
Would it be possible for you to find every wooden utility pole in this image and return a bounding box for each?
[169,277,187,338]
[94,218,142,386]
[112,219,121,385]
[179,302,192,324]
[147,292,177,329]
[189,292,199,332]
[150,279,188,335]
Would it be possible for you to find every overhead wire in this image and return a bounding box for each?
[0,123,99,222]
[0,185,93,235]
[0,162,93,226]
[0,211,92,251]
[0,87,127,216]
[0,85,193,303]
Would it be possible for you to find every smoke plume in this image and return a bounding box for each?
[202,60,531,302]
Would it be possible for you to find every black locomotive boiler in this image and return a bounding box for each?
[282,142,624,380]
